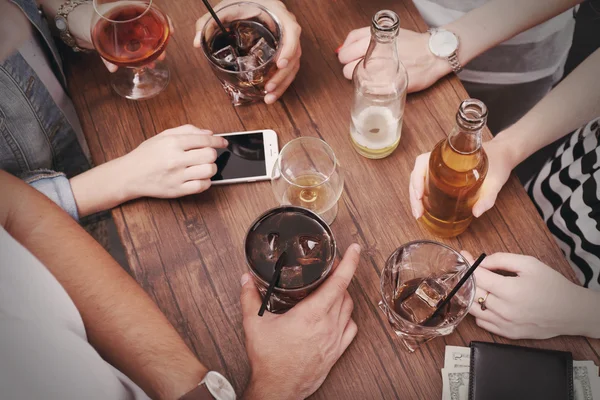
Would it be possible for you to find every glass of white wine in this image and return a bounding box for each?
[271,137,344,224]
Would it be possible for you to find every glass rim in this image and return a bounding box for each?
[277,137,339,189]
[200,1,283,74]
[244,206,337,293]
[379,240,476,332]
[93,0,153,23]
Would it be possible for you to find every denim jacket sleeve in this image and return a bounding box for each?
[22,169,80,221]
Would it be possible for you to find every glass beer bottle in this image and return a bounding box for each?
[421,99,489,237]
[350,10,408,159]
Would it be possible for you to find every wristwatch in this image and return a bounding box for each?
[428,28,462,73]
[179,371,236,400]
[54,0,92,52]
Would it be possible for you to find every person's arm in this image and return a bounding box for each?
[338,0,582,89]
[0,170,208,400]
[492,47,600,167]
[38,0,95,48]
[69,125,226,218]
[445,0,581,67]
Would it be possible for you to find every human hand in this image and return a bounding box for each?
[240,244,361,400]
[67,3,171,73]
[408,138,516,220]
[462,251,591,340]
[337,27,450,92]
[193,0,302,104]
[118,125,227,200]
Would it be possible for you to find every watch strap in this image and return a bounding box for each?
[447,52,463,74]
[55,0,92,53]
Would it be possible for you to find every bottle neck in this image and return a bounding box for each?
[447,99,488,154]
[364,10,399,64]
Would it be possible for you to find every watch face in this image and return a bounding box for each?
[55,16,68,31]
[429,30,459,58]
[205,371,236,400]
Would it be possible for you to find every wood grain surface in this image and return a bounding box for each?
[66,0,600,398]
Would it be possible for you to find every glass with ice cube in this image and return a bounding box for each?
[379,240,476,352]
[244,206,336,313]
[200,2,281,105]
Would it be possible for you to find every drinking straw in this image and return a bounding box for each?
[428,253,487,322]
[258,250,288,317]
[201,0,229,34]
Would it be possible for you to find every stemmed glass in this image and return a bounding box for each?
[271,137,344,225]
[91,0,171,100]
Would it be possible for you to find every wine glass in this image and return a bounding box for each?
[271,137,344,224]
[91,0,171,100]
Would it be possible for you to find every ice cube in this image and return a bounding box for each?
[212,45,238,70]
[279,265,304,289]
[236,55,263,83]
[213,45,238,63]
[399,278,447,324]
[249,232,280,263]
[415,278,446,308]
[400,293,436,325]
[234,22,261,51]
[295,235,324,266]
[249,37,276,65]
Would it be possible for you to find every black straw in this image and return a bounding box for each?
[428,253,487,322]
[201,0,229,35]
[258,250,288,317]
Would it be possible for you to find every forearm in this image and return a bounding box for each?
[0,171,207,400]
[445,0,581,66]
[70,156,135,217]
[568,286,600,338]
[493,48,600,167]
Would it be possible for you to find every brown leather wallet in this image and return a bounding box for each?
[469,341,574,400]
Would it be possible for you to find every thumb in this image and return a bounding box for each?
[240,273,263,318]
[472,181,500,218]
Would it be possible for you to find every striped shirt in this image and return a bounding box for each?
[526,118,600,290]
[413,0,576,85]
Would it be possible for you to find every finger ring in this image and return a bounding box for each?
[477,292,490,311]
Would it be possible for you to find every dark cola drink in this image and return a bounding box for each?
[245,207,336,313]
[203,16,280,105]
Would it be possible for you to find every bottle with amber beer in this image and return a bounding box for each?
[421,99,489,237]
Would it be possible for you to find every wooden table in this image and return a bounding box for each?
[67,0,600,397]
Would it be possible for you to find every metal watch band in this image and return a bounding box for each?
[55,0,92,53]
[447,52,463,74]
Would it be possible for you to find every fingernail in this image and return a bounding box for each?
[193,31,201,47]
[350,243,361,254]
[265,82,276,92]
[277,58,289,68]
[240,273,250,286]
[222,139,229,146]
[412,208,419,220]
[335,45,342,54]
[473,208,481,218]
[264,94,276,104]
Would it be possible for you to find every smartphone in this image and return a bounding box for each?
[211,130,279,185]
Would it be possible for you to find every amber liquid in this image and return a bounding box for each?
[393,277,457,327]
[92,4,170,67]
[284,174,337,215]
[422,138,488,237]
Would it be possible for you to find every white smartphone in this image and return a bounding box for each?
[211,129,279,185]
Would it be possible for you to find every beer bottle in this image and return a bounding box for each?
[421,99,489,237]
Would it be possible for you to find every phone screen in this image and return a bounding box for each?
[212,132,267,181]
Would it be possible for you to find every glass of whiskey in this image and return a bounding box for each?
[271,137,344,224]
[379,240,476,352]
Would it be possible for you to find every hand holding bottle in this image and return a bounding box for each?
[410,134,518,221]
[338,27,450,92]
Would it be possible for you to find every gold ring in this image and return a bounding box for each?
[477,292,489,311]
